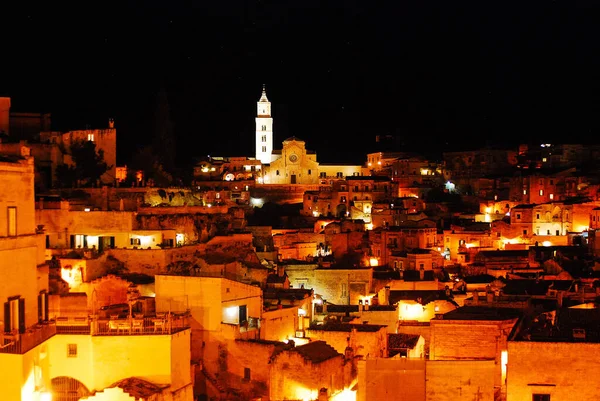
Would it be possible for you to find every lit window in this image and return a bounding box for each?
[7,206,16,236]
[523,190,527,195]
[539,190,544,196]
[549,193,554,200]
[67,344,78,358]
[87,134,94,141]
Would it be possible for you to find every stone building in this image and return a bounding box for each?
[429,306,522,400]
[510,202,573,238]
[269,340,355,401]
[0,147,193,401]
[507,307,600,401]
[305,322,388,358]
[262,136,320,185]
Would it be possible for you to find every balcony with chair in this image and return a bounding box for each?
[92,312,189,336]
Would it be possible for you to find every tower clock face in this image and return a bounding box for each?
[289,154,298,163]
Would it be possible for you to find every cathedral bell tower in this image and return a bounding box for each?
[255,84,273,164]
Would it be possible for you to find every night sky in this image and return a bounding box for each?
[4,1,600,167]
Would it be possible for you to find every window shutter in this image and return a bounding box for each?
[44,293,49,321]
[18,298,25,334]
[38,294,42,323]
[3,302,10,333]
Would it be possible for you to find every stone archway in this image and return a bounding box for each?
[51,376,91,401]
[336,204,347,218]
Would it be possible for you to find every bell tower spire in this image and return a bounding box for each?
[255,84,273,164]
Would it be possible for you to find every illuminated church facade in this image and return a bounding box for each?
[255,86,360,185]
[193,85,364,185]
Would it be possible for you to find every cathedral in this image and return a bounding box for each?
[256,86,321,185]
[193,86,362,185]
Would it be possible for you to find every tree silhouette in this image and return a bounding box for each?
[55,140,109,187]
[151,85,177,175]
[129,145,173,187]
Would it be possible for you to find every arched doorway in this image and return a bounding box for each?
[336,204,347,218]
[51,377,91,401]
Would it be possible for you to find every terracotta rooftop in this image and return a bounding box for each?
[292,340,340,363]
[266,273,288,284]
[262,287,313,300]
[109,377,169,398]
[436,306,523,321]
[309,322,387,332]
[388,333,421,350]
[201,252,237,265]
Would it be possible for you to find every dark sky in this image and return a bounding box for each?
[4,1,600,167]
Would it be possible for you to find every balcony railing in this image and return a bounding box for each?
[0,322,56,354]
[55,313,190,336]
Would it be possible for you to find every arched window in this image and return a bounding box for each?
[276,170,280,176]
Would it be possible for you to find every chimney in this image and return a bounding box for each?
[108,118,115,128]
[472,291,479,305]
[557,291,563,307]
[486,291,494,304]
[419,268,425,281]
[277,264,284,277]
[344,346,354,361]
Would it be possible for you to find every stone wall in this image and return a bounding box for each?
[134,210,242,243]
[107,245,201,276]
[327,231,366,258]
[260,306,298,342]
[313,267,373,305]
[397,322,431,354]
[358,358,426,401]
[48,293,88,318]
[221,340,281,399]
[426,360,496,401]
[251,184,321,205]
[269,348,350,401]
[507,341,600,401]
[305,326,387,358]
[429,320,516,362]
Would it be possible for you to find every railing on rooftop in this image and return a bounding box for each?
[54,312,190,336]
[0,322,56,354]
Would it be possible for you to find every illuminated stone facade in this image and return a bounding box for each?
[0,148,53,401]
[262,137,320,185]
[255,86,274,164]
[269,341,354,401]
[40,122,117,186]
[510,202,573,237]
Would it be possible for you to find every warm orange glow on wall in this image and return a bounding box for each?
[501,350,508,385]
[369,257,379,267]
[399,302,424,320]
[294,385,318,401]
[331,388,357,401]
[61,266,82,288]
